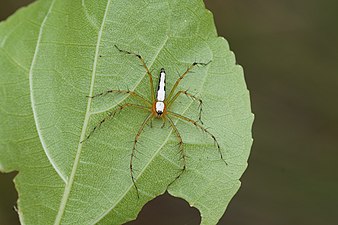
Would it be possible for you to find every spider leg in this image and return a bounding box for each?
[167,61,211,101]
[166,90,204,124]
[115,45,155,102]
[81,103,150,143]
[167,111,227,165]
[166,116,187,181]
[89,89,151,107]
[161,117,166,128]
[130,113,154,198]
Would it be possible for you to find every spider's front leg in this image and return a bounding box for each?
[167,61,211,101]
[115,45,156,102]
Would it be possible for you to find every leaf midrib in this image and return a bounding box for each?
[53,0,112,224]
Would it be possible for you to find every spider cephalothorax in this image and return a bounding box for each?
[82,45,226,197]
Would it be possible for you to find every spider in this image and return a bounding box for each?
[82,45,226,196]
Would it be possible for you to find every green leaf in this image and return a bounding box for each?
[0,0,253,224]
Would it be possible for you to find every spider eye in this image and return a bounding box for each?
[157,110,163,115]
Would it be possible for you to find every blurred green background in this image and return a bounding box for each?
[1,0,337,224]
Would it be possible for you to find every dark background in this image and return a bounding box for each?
[1,0,337,224]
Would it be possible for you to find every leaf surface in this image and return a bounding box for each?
[0,0,253,224]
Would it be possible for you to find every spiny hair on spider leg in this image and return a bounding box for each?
[172,147,185,158]
[214,140,221,148]
[195,125,212,135]
[107,110,116,117]
[130,152,141,161]
[178,153,189,161]
[129,139,147,150]
[194,127,220,147]
[174,169,186,181]
[132,143,147,155]
[130,166,140,173]
[146,122,153,128]
[175,147,185,156]
[136,62,144,68]
[170,169,186,184]
[117,104,129,113]
[210,133,218,140]
[193,61,212,66]
[175,69,181,78]
[122,85,130,92]
[173,140,184,147]
[172,165,186,173]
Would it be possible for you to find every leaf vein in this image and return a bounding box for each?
[29,0,66,184]
[53,0,112,224]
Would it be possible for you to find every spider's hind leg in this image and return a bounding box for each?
[130,113,154,198]
[166,116,188,183]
